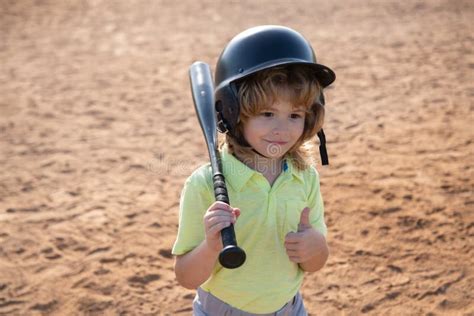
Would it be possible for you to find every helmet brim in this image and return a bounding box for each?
[231,59,336,88]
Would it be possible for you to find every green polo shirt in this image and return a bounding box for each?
[172,146,327,313]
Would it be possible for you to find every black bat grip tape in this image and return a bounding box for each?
[213,173,246,269]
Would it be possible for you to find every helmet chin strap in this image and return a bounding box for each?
[317,129,329,165]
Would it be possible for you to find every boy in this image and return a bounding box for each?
[173,25,336,315]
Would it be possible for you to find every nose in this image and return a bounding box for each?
[272,118,289,135]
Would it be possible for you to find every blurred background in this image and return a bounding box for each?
[1,0,473,314]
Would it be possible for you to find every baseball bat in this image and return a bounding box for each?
[188,61,246,269]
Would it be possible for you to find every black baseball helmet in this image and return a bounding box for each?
[214,25,336,164]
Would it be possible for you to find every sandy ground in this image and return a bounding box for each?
[1,0,473,315]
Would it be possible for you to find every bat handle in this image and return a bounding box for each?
[213,173,246,269]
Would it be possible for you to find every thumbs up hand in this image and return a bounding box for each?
[284,207,327,265]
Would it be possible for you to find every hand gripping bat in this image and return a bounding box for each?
[189,61,246,269]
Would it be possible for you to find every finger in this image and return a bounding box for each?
[208,221,231,235]
[288,255,302,263]
[205,214,235,228]
[207,211,235,220]
[209,202,234,212]
[285,232,301,243]
[205,208,236,220]
[232,208,241,218]
[285,248,299,257]
[298,207,311,232]
[286,250,307,263]
[284,242,300,251]
[286,246,307,258]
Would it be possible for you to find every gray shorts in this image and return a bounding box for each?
[193,287,308,316]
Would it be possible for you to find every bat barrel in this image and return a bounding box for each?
[189,62,217,149]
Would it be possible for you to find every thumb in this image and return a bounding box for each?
[298,207,311,232]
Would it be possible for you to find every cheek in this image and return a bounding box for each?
[242,121,259,142]
[244,119,265,135]
[293,121,305,137]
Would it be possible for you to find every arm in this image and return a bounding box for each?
[174,201,240,289]
[299,167,329,272]
[175,240,220,289]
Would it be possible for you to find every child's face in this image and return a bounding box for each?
[242,97,305,160]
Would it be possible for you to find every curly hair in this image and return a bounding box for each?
[220,64,325,170]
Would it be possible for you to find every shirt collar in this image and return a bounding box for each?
[283,157,305,183]
[220,144,304,192]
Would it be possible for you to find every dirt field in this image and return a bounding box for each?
[1,0,473,315]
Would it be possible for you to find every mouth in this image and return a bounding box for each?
[265,140,288,146]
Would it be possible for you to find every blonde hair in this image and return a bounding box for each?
[220,65,324,170]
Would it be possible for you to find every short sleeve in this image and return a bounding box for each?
[172,166,214,256]
[307,167,327,237]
